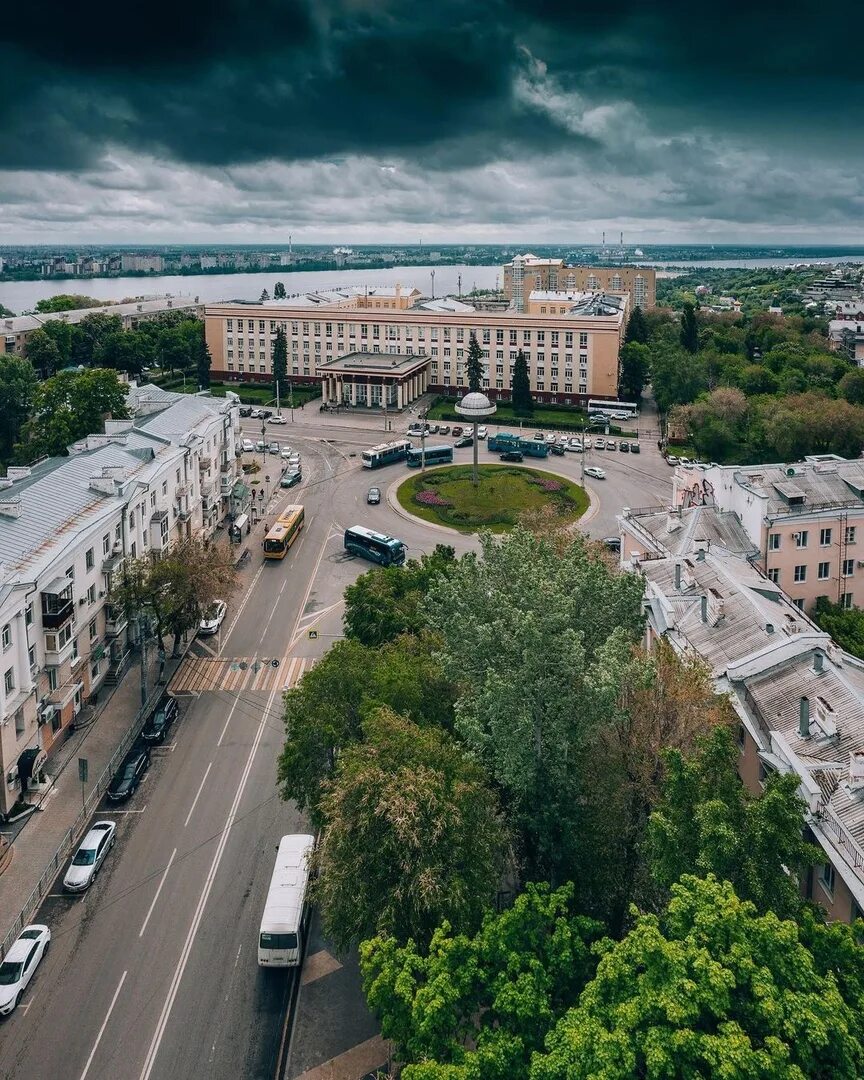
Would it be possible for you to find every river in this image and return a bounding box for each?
[2,255,862,314]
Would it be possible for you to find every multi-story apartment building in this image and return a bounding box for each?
[502,254,656,311]
[204,288,627,406]
[0,296,204,358]
[120,254,165,274]
[828,320,864,364]
[620,502,864,924]
[673,457,864,614]
[0,386,239,817]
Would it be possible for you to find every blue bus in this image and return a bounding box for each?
[488,432,548,458]
[344,526,406,566]
[406,444,454,468]
[361,440,413,469]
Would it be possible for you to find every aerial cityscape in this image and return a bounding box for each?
[2,3,864,1079]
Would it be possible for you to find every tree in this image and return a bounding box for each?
[0,355,38,464]
[840,368,864,406]
[617,341,649,401]
[313,706,510,949]
[815,598,864,660]
[260,289,270,302]
[35,295,106,313]
[512,348,533,415]
[426,528,646,894]
[40,319,73,367]
[531,875,864,1080]
[277,633,457,822]
[16,368,129,460]
[196,336,211,389]
[273,281,286,300]
[95,330,154,375]
[69,312,124,365]
[343,545,457,646]
[679,301,699,353]
[272,326,288,400]
[466,331,483,393]
[110,537,237,656]
[23,328,62,376]
[361,882,604,1080]
[650,348,708,411]
[648,725,820,920]
[624,306,648,345]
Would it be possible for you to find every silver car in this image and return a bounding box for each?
[64,821,117,892]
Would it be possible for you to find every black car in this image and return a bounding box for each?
[501,450,524,463]
[142,696,179,744]
[107,742,151,802]
[238,406,253,418]
[601,536,622,551]
[630,442,641,454]
[259,409,272,420]
[549,443,566,455]
[454,435,473,448]
[619,441,630,452]
[367,486,382,505]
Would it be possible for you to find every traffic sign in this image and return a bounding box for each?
[78,758,88,784]
[271,658,280,668]
[307,629,319,640]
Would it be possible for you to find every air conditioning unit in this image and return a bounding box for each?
[857,561,864,569]
[98,591,106,599]
[37,701,56,725]
[112,540,122,555]
[7,767,18,785]
[792,532,802,540]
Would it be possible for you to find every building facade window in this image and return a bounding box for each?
[843,559,855,577]
[819,862,836,898]
[818,562,830,580]
[794,565,807,582]
[768,534,780,551]
[768,568,780,584]
[3,668,13,693]
[1,624,10,650]
[820,528,833,546]
[795,531,808,548]
[846,526,857,545]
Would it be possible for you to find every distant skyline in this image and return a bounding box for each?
[1,1,862,245]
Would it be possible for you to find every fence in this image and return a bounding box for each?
[0,678,164,959]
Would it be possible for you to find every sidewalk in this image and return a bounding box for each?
[0,474,281,956]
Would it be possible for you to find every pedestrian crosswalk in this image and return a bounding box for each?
[170,654,310,695]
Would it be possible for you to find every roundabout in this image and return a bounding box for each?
[395,463,590,533]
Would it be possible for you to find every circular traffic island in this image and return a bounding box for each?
[396,464,589,532]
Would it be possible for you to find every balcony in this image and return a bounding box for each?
[178,507,192,523]
[44,629,75,667]
[176,483,189,498]
[199,456,212,471]
[220,474,233,496]
[41,579,74,630]
[104,605,128,638]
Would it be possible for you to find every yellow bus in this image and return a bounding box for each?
[263,505,305,560]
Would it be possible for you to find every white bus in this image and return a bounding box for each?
[587,398,639,419]
[258,833,315,967]
[361,440,413,468]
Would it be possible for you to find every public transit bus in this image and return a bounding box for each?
[263,504,305,560]
[258,833,315,967]
[361,439,413,469]
[488,432,548,458]
[587,398,639,419]
[405,444,454,468]
[344,525,407,567]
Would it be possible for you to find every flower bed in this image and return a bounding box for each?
[414,489,454,508]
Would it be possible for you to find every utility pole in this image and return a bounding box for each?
[421,425,426,473]
[138,614,148,709]
[290,381,294,422]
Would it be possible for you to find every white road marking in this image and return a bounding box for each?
[216,686,244,747]
[139,848,177,938]
[234,944,243,969]
[257,579,288,646]
[101,807,147,814]
[138,679,280,1080]
[79,969,127,1080]
[289,528,338,646]
[222,561,266,648]
[184,762,213,828]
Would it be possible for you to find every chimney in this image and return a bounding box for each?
[700,595,708,623]
[674,561,682,590]
[849,752,864,793]
[799,696,811,739]
[813,651,824,675]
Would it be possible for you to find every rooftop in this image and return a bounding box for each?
[703,457,864,517]
[622,503,759,560]
[317,351,430,375]
[1,295,202,335]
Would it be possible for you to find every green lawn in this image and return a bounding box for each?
[145,377,320,406]
[426,398,636,437]
[396,463,589,533]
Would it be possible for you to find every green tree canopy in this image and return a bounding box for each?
[512,349,533,415]
[40,319,73,366]
[361,882,605,1080]
[23,327,62,376]
[624,306,648,345]
[272,325,288,400]
[466,331,483,393]
[679,301,699,353]
[274,281,286,299]
[17,367,129,460]
[648,725,820,920]
[815,598,864,660]
[839,368,864,406]
[618,341,649,401]
[69,311,124,365]
[95,329,155,375]
[531,875,864,1080]
[343,545,457,646]
[35,294,107,313]
[0,355,39,464]
[313,706,509,949]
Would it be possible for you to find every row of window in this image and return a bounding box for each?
[768,527,856,550]
[768,561,858,584]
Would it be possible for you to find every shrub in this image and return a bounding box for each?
[415,490,454,508]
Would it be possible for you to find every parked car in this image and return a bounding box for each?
[619,441,630,452]
[594,438,606,450]
[0,925,51,1014]
[63,822,116,892]
[582,438,593,450]
[439,424,450,435]
[585,466,606,480]
[280,446,293,459]
[454,435,473,448]
[545,433,557,444]
[606,440,617,451]
[280,469,302,488]
[427,423,439,435]
[477,426,488,440]
[451,426,464,436]
[288,454,301,467]
[199,599,227,636]
[107,744,151,803]
[250,409,263,419]
[630,442,640,454]
[549,443,566,456]
[269,414,287,425]
[367,486,381,505]
[259,410,272,420]
[601,536,622,551]
[241,439,255,453]
[568,438,583,452]
[142,696,179,744]
[501,450,524,463]
[255,440,265,453]
[266,442,279,455]
[238,406,253,418]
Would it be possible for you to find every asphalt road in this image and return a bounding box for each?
[0,414,671,1080]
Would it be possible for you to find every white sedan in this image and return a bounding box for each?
[199,600,227,636]
[280,446,293,459]
[241,439,255,453]
[0,925,51,1015]
[477,427,488,440]
[64,821,117,892]
[585,466,606,480]
[545,433,557,444]
[269,415,288,425]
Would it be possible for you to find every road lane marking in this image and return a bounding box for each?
[289,528,336,647]
[184,763,213,827]
[258,578,288,646]
[139,848,177,938]
[79,969,127,1080]
[221,561,266,648]
[100,807,147,814]
[139,678,281,1080]
[216,681,245,746]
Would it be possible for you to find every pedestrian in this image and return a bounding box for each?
[263,522,269,533]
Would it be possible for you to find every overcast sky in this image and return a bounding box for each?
[1,1,862,246]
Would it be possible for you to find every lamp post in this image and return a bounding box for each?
[455,391,497,487]
[581,417,605,487]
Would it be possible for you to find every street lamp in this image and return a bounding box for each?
[455,391,497,487]
[581,417,606,487]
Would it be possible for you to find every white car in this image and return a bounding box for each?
[241,439,255,453]
[477,427,488,440]
[585,466,606,480]
[199,600,227,636]
[64,821,116,892]
[582,438,593,450]
[0,925,50,1015]
[545,433,557,444]
[269,414,287,425]
[280,447,293,460]
[288,454,301,467]
[569,440,583,452]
